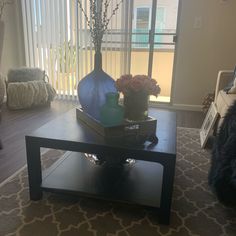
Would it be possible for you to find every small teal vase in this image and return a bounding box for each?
[77,52,117,121]
[100,92,124,126]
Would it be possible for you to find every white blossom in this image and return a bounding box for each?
[77,0,124,52]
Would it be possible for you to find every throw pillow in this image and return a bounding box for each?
[228,66,236,94]
[223,66,236,93]
[7,68,45,83]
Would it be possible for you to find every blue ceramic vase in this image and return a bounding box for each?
[77,52,117,121]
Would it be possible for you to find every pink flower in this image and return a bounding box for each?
[130,79,143,92]
[115,74,161,96]
[150,84,161,96]
[116,75,132,95]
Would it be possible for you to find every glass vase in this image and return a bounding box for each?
[123,91,149,121]
[100,92,124,126]
[77,52,117,121]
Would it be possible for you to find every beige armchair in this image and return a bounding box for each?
[214,70,236,127]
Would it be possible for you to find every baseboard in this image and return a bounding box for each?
[172,104,202,111]
[150,102,202,111]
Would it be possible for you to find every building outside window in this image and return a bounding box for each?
[133,6,166,49]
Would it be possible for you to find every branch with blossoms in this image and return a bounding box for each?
[0,0,14,20]
[116,75,161,97]
[77,0,124,52]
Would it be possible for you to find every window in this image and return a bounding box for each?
[22,0,131,99]
[133,6,166,49]
[154,7,165,48]
[133,7,150,48]
[136,7,150,29]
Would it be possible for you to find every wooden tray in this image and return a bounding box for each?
[76,107,157,140]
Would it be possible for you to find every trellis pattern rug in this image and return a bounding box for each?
[0,128,236,236]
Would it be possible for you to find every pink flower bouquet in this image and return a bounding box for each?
[115,74,161,96]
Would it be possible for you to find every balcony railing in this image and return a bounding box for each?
[40,30,175,101]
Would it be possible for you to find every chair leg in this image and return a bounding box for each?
[0,139,2,149]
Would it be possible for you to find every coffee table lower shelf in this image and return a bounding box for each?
[41,151,164,208]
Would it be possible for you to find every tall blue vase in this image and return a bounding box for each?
[77,52,117,121]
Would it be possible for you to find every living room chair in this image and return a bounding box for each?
[214,70,236,128]
[200,70,236,148]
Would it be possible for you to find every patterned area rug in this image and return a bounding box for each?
[0,128,236,236]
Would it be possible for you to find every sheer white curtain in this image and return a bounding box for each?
[21,0,133,100]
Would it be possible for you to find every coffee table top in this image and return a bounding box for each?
[28,108,176,157]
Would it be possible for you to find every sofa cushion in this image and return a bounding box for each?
[216,90,236,117]
[228,75,236,94]
[223,66,236,93]
[7,68,45,83]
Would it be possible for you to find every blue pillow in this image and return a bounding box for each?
[223,66,236,93]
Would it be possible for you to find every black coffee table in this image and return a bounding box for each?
[25,108,176,224]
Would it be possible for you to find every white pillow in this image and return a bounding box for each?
[228,76,236,94]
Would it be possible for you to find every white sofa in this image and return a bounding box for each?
[214,70,236,127]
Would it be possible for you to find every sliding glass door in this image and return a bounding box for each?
[130,0,179,103]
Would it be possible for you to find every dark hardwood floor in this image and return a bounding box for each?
[0,100,204,183]
[0,99,76,183]
[175,109,205,129]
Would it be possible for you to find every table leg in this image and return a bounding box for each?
[159,158,176,224]
[25,137,42,200]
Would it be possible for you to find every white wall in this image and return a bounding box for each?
[0,0,25,76]
[172,0,236,110]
